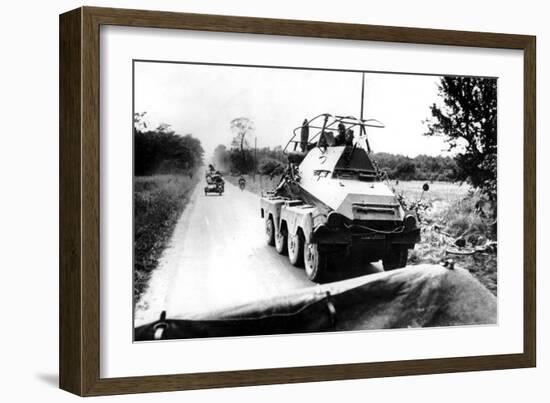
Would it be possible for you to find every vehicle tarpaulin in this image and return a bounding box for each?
[135,264,496,341]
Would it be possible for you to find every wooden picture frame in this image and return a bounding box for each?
[59,6,536,396]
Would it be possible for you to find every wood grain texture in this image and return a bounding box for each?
[59,8,82,396]
[58,6,537,396]
[523,38,536,367]
[81,6,102,396]
[84,6,532,49]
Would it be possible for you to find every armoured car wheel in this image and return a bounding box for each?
[265,217,275,246]
[382,246,408,271]
[304,242,328,282]
[287,232,304,267]
[275,226,287,255]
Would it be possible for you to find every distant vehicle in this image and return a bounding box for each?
[205,171,224,196]
[238,176,246,190]
[260,113,421,282]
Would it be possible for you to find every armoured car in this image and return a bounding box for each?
[260,113,421,282]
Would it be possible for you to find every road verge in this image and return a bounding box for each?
[134,174,200,307]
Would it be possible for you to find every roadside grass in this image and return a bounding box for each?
[134,174,199,307]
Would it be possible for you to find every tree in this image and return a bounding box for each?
[133,112,148,131]
[213,144,229,171]
[134,112,204,176]
[230,117,254,152]
[230,117,255,173]
[425,77,497,200]
[228,148,255,173]
[392,160,417,181]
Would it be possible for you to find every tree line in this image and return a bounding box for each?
[372,152,458,182]
[212,143,458,182]
[134,113,204,176]
[212,144,286,177]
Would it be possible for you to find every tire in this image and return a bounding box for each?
[382,246,408,271]
[304,242,328,282]
[287,231,304,267]
[274,225,287,255]
[265,217,275,246]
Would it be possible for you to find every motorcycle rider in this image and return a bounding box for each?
[238,175,246,190]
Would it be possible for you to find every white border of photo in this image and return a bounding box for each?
[100,25,523,378]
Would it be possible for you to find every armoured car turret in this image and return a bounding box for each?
[260,113,421,282]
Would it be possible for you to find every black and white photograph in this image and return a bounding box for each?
[133,61,498,340]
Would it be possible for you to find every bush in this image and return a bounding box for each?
[259,158,285,176]
[134,126,204,176]
[404,189,497,295]
[429,191,496,240]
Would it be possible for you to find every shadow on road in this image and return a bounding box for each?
[320,256,384,283]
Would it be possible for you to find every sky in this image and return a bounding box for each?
[134,61,453,160]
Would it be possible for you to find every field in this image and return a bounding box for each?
[390,180,470,201]
[134,174,199,306]
[232,175,497,295]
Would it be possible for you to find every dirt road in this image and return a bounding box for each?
[136,180,366,326]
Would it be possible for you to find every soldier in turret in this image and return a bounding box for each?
[335,123,346,146]
[300,119,309,152]
[345,129,354,146]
